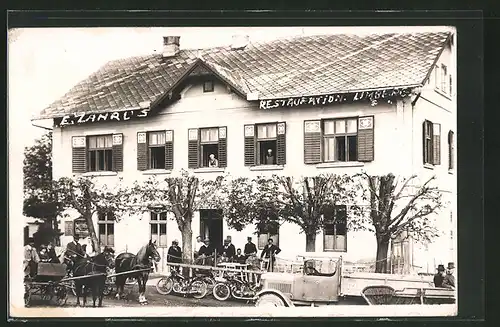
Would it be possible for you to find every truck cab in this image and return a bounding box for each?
[255,258,342,307]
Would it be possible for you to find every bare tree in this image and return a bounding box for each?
[130,170,224,262]
[354,173,444,273]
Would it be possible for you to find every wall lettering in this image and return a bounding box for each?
[259,87,412,110]
[57,109,150,126]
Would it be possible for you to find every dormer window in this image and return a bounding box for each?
[203,80,214,93]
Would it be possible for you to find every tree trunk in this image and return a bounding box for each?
[84,211,100,254]
[375,237,390,273]
[181,225,193,263]
[305,233,316,252]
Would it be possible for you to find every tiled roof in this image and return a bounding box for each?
[37,31,450,119]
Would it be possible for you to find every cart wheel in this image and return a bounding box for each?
[54,286,68,306]
[192,280,208,299]
[156,277,174,295]
[255,294,286,307]
[102,284,113,296]
[212,283,231,301]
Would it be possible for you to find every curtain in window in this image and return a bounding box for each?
[149,132,166,145]
[324,138,335,161]
[257,124,276,139]
[200,128,219,142]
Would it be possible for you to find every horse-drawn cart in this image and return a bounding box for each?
[24,263,75,307]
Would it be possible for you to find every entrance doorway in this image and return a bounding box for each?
[200,209,223,250]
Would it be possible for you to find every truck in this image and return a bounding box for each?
[253,256,455,307]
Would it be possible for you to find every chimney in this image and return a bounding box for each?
[231,35,249,50]
[162,36,180,58]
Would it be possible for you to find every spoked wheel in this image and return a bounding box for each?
[53,286,68,306]
[156,277,174,295]
[212,283,231,301]
[102,283,113,296]
[191,280,208,299]
[172,281,183,294]
[255,294,286,307]
[24,286,32,307]
[204,277,216,292]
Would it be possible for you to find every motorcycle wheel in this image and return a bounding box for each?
[192,280,208,299]
[156,277,174,295]
[212,282,231,301]
[204,277,216,291]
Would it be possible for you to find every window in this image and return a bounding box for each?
[423,120,433,164]
[449,74,453,96]
[257,224,280,250]
[322,118,358,162]
[203,80,214,93]
[137,131,173,171]
[257,123,277,165]
[441,64,448,93]
[98,212,114,247]
[323,205,347,252]
[148,131,166,169]
[200,128,219,167]
[150,212,168,247]
[435,66,441,90]
[448,130,455,170]
[188,127,227,169]
[423,120,441,166]
[88,135,113,171]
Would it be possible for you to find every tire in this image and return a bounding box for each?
[255,293,286,307]
[102,284,113,296]
[191,280,208,299]
[204,277,216,292]
[24,287,32,307]
[212,283,231,301]
[156,277,174,295]
[54,286,68,306]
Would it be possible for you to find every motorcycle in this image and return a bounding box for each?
[156,268,208,299]
[212,271,261,302]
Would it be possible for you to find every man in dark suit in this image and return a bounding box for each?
[222,237,236,261]
[442,262,456,289]
[260,238,281,272]
[234,249,246,264]
[433,264,445,287]
[167,239,182,272]
[244,236,257,259]
[65,235,84,273]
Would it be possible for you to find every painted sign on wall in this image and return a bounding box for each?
[259,87,413,110]
[74,218,89,238]
[56,108,150,126]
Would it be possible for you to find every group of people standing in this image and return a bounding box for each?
[23,238,60,278]
[433,262,456,289]
[165,235,282,272]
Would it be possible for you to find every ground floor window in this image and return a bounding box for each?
[323,205,347,252]
[150,212,168,247]
[257,224,279,250]
[98,212,114,247]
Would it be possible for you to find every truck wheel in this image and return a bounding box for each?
[255,294,286,307]
[213,283,231,301]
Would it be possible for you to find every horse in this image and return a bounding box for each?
[72,246,115,307]
[114,240,161,304]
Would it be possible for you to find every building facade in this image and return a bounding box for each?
[35,30,456,274]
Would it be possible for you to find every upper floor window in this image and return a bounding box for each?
[244,122,286,166]
[98,212,114,247]
[137,130,174,171]
[203,80,214,93]
[304,116,374,164]
[188,126,227,169]
[257,223,280,250]
[323,118,358,162]
[88,135,113,171]
[423,120,441,166]
[441,64,448,93]
[323,205,347,252]
[448,130,455,170]
[71,134,123,174]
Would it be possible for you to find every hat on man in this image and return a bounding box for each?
[437,264,445,272]
[247,236,252,240]
[226,235,232,241]
[172,239,179,244]
[447,262,455,270]
[27,237,35,244]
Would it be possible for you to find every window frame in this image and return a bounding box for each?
[97,211,115,247]
[203,80,214,93]
[147,131,167,170]
[199,127,220,168]
[423,120,434,165]
[323,205,348,252]
[257,223,280,250]
[441,64,448,93]
[256,122,278,166]
[321,117,358,163]
[87,134,113,172]
[150,212,168,248]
